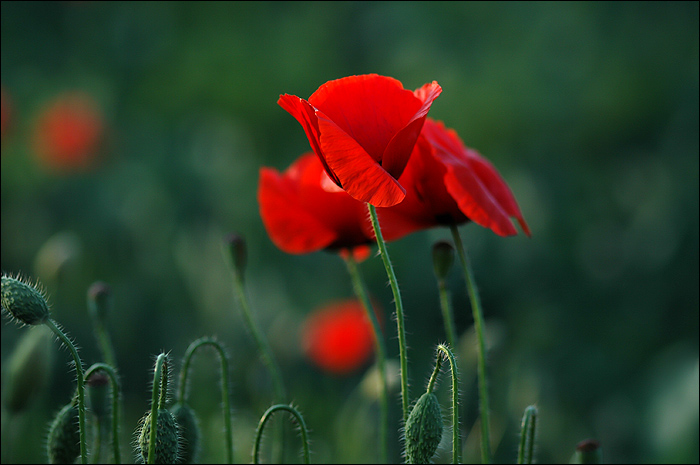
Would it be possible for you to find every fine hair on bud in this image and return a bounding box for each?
[170,402,200,464]
[1,274,51,326]
[47,401,80,464]
[404,391,444,464]
[136,409,180,464]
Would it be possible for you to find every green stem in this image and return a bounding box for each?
[44,319,88,465]
[344,255,389,463]
[84,363,121,464]
[367,203,410,425]
[93,319,116,370]
[177,337,234,464]
[517,405,537,464]
[437,278,457,350]
[253,404,310,465]
[450,223,491,464]
[426,344,461,464]
[148,354,169,465]
[230,265,286,462]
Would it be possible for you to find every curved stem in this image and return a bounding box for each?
[148,354,169,465]
[367,203,410,424]
[450,224,491,464]
[425,344,461,464]
[177,337,234,464]
[344,255,389,463]
[253,404,310,465]
[84,363,122,464]
[517,405,538,464]
[44,319,88,465]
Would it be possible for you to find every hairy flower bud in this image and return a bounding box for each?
[47,401,80,464]
[171,403,200,464]
[404,392,444,464]
[1,275,50,326]
[137,409,180,464]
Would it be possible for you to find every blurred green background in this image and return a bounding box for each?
[1,2,698,463]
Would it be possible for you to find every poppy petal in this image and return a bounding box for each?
[258,167,338,253]
[316,111,406,207]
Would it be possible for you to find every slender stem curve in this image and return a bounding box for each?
[84,363,121,464]
[367,203,410,424]
[177,337,234,464]
[253,404,310,464]
[426,344,461,464]
[147,353,169,465]
[450,224,491,463]
[344,255,389,463]
[44,319,88,465]
[517,405,538,464]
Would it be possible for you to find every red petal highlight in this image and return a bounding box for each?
[316,112,406,207]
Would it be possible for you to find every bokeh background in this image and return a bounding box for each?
[1,2,698,463]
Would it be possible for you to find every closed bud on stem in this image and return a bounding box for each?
[404,392,444,464]
[224,233,247,281]
[86,371,110,420]
[170,403,200,464]
[137,409,180,464]
[3,326,53,414]
[1,275,50,326]
[572,439,602,464]
[87,281,112,325]
[47,400,80,464]
[432,240,455,282]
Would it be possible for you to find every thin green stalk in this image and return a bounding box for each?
[253,404,310,465]
[517,405,538,464]
[437,279,457,350]
[344,255,389,463]
[148,354,169,465]
[177,337,234,464]
[84,363,121,464]
[450,223,491,464]
[367,203,410,424]
[44,319,88,465]
[426,344,461,464]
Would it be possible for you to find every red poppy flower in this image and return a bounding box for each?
[278,74,442,207]
[33,92,103,172]
[258,152,372,261]
[376,118,530,240]
[302,299,377,375]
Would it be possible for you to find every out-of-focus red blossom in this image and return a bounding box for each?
[278,74,442,207]
[258,152,373,261]
[1,87,11,141]
[375,118,531,240]
[302,299,377,375]
[33,92,103,172]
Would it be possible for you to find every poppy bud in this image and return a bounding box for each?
[136,409,180,464]
[431,240,455,281]
[1,275,51,326]
[224,233,247,281]
[572,439,602,464]
[3,326,53,413]
[87,281,112,325]
[404,392,444,463]
[171,403,200,464]
[86,371,111,420]
[47,401,80,464]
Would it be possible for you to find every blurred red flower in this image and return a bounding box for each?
[33,92,103,172]
[278,74,441,207]
[302,299,377,375]
[376,118,530,240]
[258,152,372,261]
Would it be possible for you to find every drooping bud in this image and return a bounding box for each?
[572,439,602,464]
[431,240,455,282]
[1,275,51,326]
[224,233,247,281]
[3,325,53,413]
[87,281,112,325]
[137,409,180,464]
[404,391,444,463]
[86,370,111,420]
[47,401,80,464]
[171,403,200,464]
